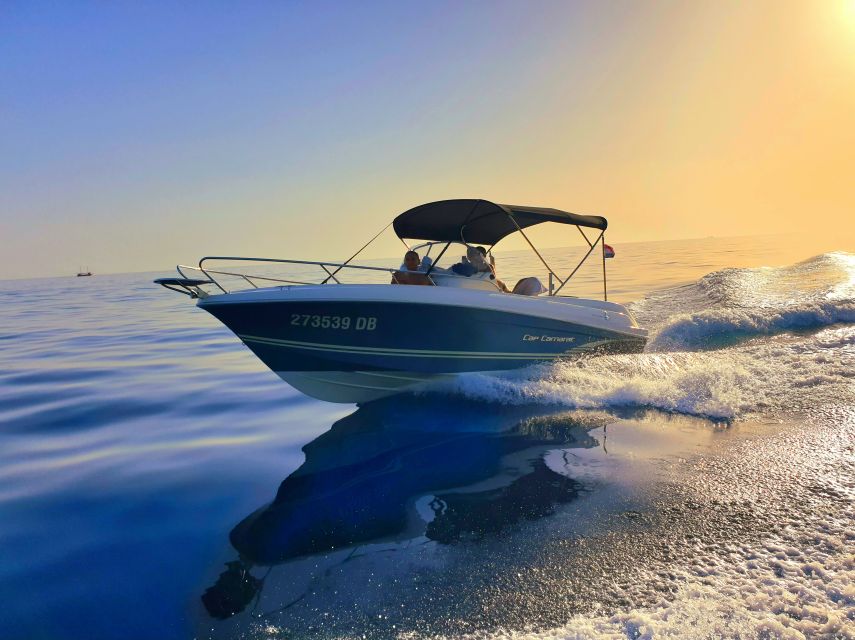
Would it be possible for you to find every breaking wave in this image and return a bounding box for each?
[642,251,855,351]
[646,301,855,352]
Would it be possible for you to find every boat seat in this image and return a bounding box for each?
[512,277,547,296]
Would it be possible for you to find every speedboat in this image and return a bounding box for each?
[155,199,646,402]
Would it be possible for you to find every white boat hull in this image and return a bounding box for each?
[277,370,455,403]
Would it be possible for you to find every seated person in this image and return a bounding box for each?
[391,250,433,285]
[449,246,509,292]
[468,246,491,272]
[402,250,421,272]
[450,250,477,276]
[476,246,509,292]
[450,246,489,276]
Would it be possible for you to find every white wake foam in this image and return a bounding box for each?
[434,253,855,420]
[479,527,854,639]
[440,354,753,420]
[432,326,855,421]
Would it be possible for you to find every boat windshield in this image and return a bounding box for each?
[407,241,489,271]
[393,241,501,291]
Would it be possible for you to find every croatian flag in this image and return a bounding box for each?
[603,243,615,258]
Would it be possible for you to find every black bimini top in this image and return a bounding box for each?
[393,199,607,245]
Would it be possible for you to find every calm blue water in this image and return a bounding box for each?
[1,237,853,639]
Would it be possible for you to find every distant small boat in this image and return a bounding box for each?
[76,267,93,277]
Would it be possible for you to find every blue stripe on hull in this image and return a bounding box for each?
[202,300,644,374]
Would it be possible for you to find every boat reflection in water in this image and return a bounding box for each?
[199,396,609,636]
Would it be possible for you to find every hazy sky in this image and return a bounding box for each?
[2,1,854,278]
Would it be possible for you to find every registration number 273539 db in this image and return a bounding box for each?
[290,314,377,331]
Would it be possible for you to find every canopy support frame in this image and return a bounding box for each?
[506,214,563,286]
[601,235,608,301]
[552,228,605,297]
[324,198,612,301]
[577,226,594,248]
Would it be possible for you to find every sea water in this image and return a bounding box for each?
[0,236,852,639]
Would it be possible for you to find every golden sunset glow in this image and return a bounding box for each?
[1,1,853,278]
